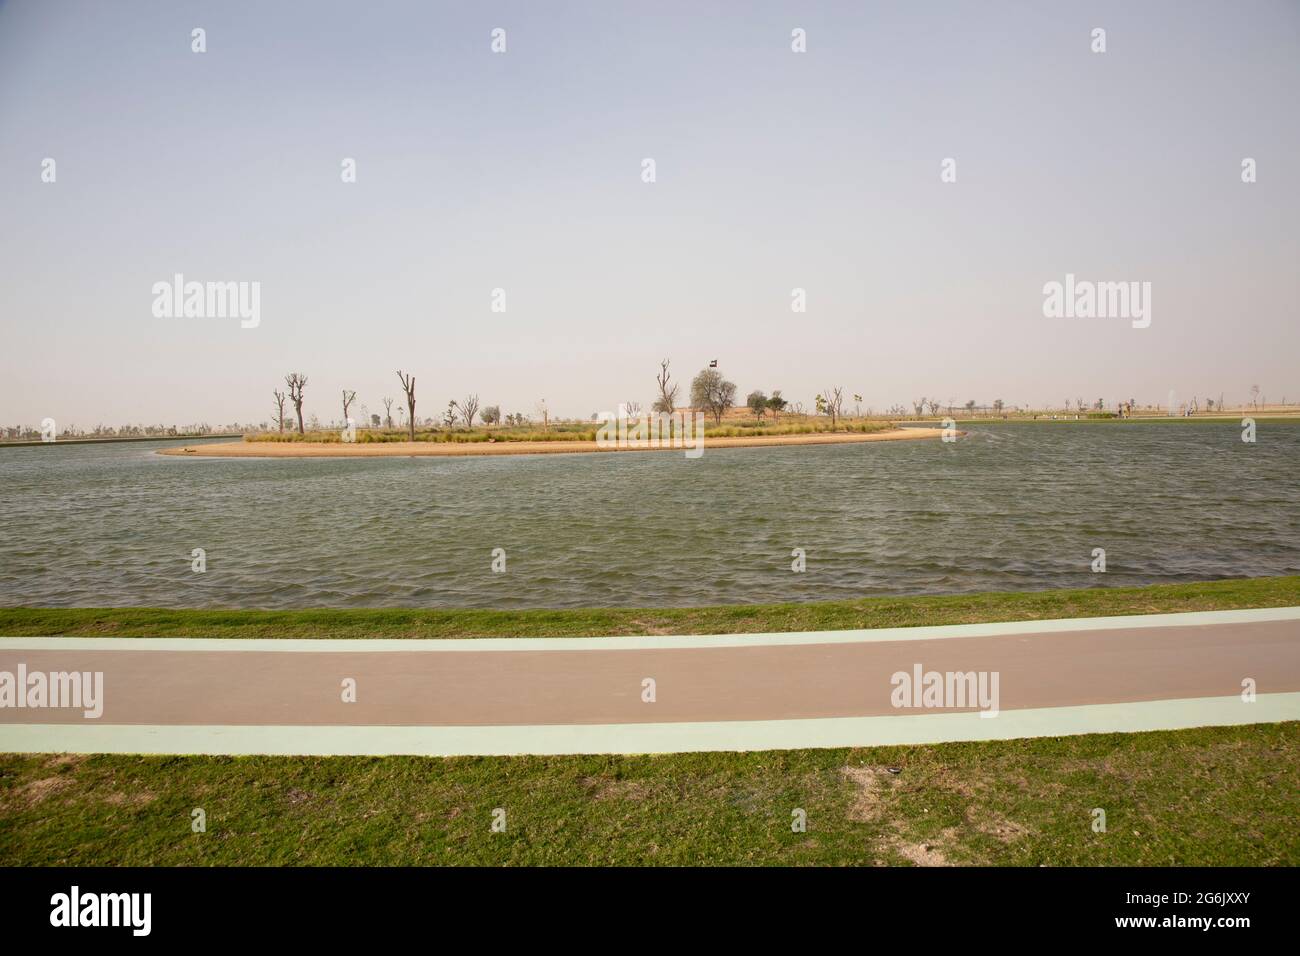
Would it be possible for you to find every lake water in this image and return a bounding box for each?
[1,423,1297,610]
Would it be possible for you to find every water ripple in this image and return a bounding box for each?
[0,423,1297,609]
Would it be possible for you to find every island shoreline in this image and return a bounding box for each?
[159,427,952,458]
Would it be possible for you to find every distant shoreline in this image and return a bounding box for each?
[158,427,950,458]
[0,434,240,448]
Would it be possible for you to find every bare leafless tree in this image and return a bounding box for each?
[382,397,394,429]
[285,373,308,434]
[654,359,679,413]
[396,370,417,441]
[926,398,940,416]
[459,394,480,427]
[341,389,357,426]
[272,389,287,434]
[823,386,844,428]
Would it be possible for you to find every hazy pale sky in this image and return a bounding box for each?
[1,0,1297,426]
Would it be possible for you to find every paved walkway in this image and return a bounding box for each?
[2,608,1297,755]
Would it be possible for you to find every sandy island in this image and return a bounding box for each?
[159,427,951,458]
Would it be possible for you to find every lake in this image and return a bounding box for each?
[1,422,1297,610]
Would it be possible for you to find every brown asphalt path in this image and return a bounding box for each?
[2,618,1297,726]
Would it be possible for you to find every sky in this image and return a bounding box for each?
[1,0,1297,427]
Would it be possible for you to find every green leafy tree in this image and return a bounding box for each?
[766,390,788,423]
[691,368,737,424]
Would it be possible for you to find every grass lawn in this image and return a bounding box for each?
[1,723,1296,865]
[0,575,1296,640]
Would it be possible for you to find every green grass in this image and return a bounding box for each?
[1,576,1295,640]
[2,722,1295,865]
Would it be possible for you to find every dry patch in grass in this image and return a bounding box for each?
[840,763,955,865]
[5,775,74,809]
[888,829,959,866]
[966,806,1031,842]
[2,755,92,810]
[581,776,653,802]
[840,762,1031,865]
[840,765,895,822]
[41,754,87,770]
